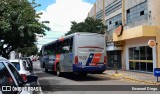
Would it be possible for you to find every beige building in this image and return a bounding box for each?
[88,0,160,73]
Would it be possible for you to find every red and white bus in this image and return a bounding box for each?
[40,33,107,76]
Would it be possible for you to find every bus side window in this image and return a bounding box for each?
[43,51,47,56]
[69,37,73,52]
[63,39,71,53]
[39,50,42,56]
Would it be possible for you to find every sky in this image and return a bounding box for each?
[33,0,96,50]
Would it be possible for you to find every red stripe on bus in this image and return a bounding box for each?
[54,54,61,71]
[78,46,104,49]
[92,53,102,65]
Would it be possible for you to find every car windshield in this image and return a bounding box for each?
[10,62,20,71]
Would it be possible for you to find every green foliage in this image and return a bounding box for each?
[65,17,105,35]
[17,45,38,56]
[0,0,50,58]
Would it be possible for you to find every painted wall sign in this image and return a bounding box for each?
[148,40,156,48]
[115,25,123,36]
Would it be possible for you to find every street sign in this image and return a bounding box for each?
[154,68,160,82]
[148,40,156,48]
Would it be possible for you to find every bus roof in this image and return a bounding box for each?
[42,32,104,47]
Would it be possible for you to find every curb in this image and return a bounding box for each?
[122,76,157,85]
[99,73,160,85]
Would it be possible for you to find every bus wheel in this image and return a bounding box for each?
[78,73,87,77]
[45,68,48,72]
[56,64,62,77]
[44,65,48,72]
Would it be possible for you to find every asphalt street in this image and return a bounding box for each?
[32,61,160,94]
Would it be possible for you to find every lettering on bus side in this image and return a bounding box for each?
[79,56,87,60]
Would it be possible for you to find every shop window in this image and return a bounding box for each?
[129,48,134,59]
[133,47,139,60]
[129,46,153,72]
[147,63,153,72]
[129,62,134,70]
[140,62,146,71]
[140,46,146,60]
[135,62,140,70]
[146,46,152,60]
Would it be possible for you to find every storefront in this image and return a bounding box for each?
[113,25,157,73]
[128,46,153,72]
[106,42,123,69]
[125,37,156,73]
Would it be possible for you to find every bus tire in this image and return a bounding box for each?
[45,68,48,72]
[44,63,48,72]
[56,64,62,77]
[78,73,87,77]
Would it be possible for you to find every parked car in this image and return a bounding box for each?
[31,56,37,61]
[0,56,38,94]
[21,57,33,72]
[9,59,31,76]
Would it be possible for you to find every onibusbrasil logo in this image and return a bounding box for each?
[2,86,42,91]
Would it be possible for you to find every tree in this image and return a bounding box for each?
[0,0,50,58]
[17,45,38,57]
[65,17,105,35]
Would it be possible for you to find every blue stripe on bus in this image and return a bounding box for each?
[86,53,94,66]
[72,64,106,72]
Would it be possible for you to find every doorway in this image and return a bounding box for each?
[107,51,122,69]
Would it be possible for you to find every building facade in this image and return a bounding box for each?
[88,0,160,73]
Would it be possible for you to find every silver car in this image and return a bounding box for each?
[0,57,38,94]
[9,59,31,76]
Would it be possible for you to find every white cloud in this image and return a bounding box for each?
[39,0,93,32]
[36,31,64,51]
[36,0,93,51]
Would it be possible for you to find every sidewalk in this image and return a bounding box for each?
[103,70,160,85]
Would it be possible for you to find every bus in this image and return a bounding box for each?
[40,33,107,76]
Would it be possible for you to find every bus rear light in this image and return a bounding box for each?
[21,74,27,82]
[75,56,78,64]
[104,56,107,64]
